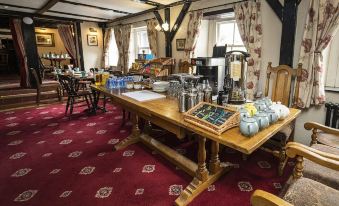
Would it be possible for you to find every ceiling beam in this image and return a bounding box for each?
[139,0,164,7]
[0,3,106,22]
[170,2,191,41]
[37,0,61,14]
[60,0,132,15]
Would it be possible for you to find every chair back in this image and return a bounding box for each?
[264,62,302,107]
[178,60,193,74]
[30,68,42,90]
[58,75,77,96]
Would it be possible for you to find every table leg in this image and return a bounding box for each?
[175,138,230,206]
[114,113,140,151]
[209,142,221,174]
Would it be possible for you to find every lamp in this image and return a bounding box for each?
[162,22,169,31]
[23,17,33,25]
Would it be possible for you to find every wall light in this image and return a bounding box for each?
[155,24,162,31]
[162,22,169,31]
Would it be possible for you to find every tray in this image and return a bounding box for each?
[184,102,240,135]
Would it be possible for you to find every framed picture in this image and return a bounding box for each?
[87,35,98,46]
[176,39,186,51]
[35,33,55,47]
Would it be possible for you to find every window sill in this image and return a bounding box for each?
[325,87,339,93]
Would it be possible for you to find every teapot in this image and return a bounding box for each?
[239,107,250,120]
[266,108,279,124]
[254,100,267,111]
[240,117,259,137]
[254,111,270,130]
[244,103,257,117]
[262,97,273,107]
[270,102,290,120]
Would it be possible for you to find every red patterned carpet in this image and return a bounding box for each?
[0,103,293,206]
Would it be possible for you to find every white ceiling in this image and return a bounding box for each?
[0,0,183,22]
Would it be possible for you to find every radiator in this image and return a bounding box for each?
[325,102,339,128]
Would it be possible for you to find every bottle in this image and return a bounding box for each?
[217,91,224,105]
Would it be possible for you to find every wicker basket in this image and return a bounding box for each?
[184,102,240,135]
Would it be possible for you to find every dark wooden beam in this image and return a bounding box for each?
[139,0,163,7]
[0,3,102,23]
[265,0,283,21]
[60,0,131,15]
[280,0,298,66]
[170,2,191,42]
[37,0,60,14]
[164,8,172,57]
[153,10,164,26]
[74,22,85,69]
[48,10,110,21]
[203,8,234,17]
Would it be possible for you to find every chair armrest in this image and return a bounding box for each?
[304,122,339,135]
[251,190,293,206]
[286,142,339,171]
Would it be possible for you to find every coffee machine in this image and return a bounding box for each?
[191,45,227,95]
[224,51,250,104]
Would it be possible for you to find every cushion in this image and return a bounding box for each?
[42,80,60,85]
[303,144,339,190]
[271,124,294,142]
[317,132,339,149]
[283,177,339,206]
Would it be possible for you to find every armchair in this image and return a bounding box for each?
[304,121,339,148]
[251,142,339,206]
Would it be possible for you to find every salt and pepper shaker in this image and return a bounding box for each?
[203,85,213,103]
[187,92,197,110]
[178,91,187,113]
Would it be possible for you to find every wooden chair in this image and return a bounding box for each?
[178,59,193,74]
[251,142,339,206]
[305,122,339,149]
[58,75,92,118]
[262,62,302,176]
[30,68,62,105]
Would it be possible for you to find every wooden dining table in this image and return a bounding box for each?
[90,85,301,206]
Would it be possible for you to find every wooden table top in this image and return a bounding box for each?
[91,85,301,155]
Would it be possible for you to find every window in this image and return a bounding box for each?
[216,20,246,52]
[324,30,339,91]
[129,26,151,67]
[133,26,151,56]
[108,29,119,67]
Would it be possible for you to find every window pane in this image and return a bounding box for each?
[216,22,234,46]
[108,30,119,66]
[233,23,243,45]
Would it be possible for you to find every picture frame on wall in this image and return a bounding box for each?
[87,35,98,46]
[35,33,55,47]
[176,39,186,51]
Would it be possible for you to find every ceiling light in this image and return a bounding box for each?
[23,17,33,25]
[3,5,8,9]
[162,22,169,31]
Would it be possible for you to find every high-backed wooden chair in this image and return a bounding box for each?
[178,60,193,74]
[30,68,62,105]
[265,62,302,107]
[262,62,302,176]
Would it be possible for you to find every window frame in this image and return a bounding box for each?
[215,18,246,52]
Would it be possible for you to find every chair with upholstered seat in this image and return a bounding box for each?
[251,142,339,206]
[305,121,339,149]
[262,62,303,176]
[178,59,193,74]
[30,68,62,105]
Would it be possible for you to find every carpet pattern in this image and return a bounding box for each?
[0,103,294,206]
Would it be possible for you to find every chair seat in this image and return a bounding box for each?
[303,144,339,190]
[271,124,293,141]
[317,132,339,149]
[77,90,92,96]
[282,177,339,206]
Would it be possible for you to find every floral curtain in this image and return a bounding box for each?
[114,25,131,73]
[297,0,339,108]
[101,28,113,68]
[184,10,203,59]
[10,18,30,88]
[234,1,262,101]
[58,25,77,67]
[146,19,158,57]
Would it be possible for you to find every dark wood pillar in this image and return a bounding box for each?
[74,21,85,70]
[279,0,298,66]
